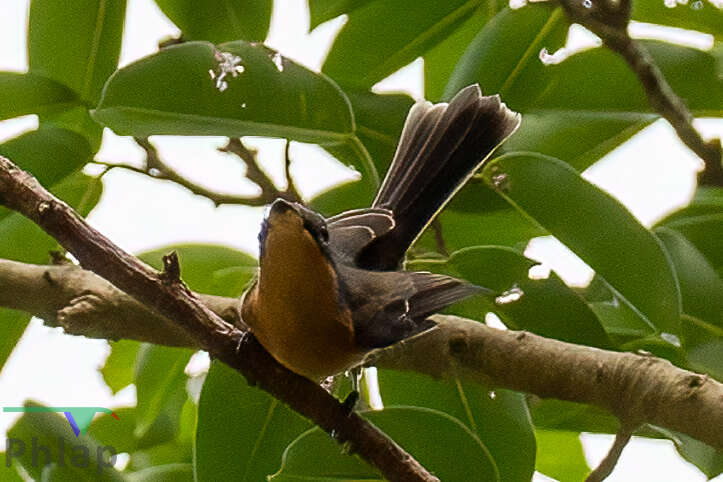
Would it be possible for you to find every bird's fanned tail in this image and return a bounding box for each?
[358,84,520,270]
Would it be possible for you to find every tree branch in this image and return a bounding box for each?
[94,137,303,207]
[558,0,723,186]
[1,257,721,451]
[135,137,279,206]
[585,426,634,482]
[371,316,723,450]
[217,137,302,203]
[0,156,437,482]
[283,139,302,202]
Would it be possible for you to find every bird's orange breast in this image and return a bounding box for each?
[241,209,363,381]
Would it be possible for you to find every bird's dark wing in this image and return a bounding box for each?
[337,265,486,349]
[326,208,395,265]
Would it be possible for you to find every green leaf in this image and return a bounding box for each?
[0,126,92,187]
[321,136,380,190]
[424,4,501,101]
[656,188,723,272]
[308,0,372,30]
[659,187,723,223]
[589,300,654,340]
[413,180,546,253]
[126,463,193,482]
[29,0,126,104]
[94,41,354,143]
[620,335,688,367]
[378,370,535,482]
[447,5,722,170]
[0,72,78,121]
[0,309,31,378]
[660,213,723,271]
[535,430,590,481]
[87,407,139,454]
[632,0,723,40]
[653,427,723,479]
[310,178,375,216]
[0,172,102,261]
[531,399,620,434]
[505,41,722,115]
[410,246,613,348]
[0,454,23,482]
[656,228,723,328]
[315,90,412,198]
[504,111,655,172]
[125,398,195,469]
[322,0,485,90]
[42,105,104,154]
[483,153,681,335]
[271,406,499,481]
[344,90,414,173]
[102,340,142,394]
[6,402,125,481]
[139,244,257,296]
[195,361,310,481]
[133,344,193,441]
[154,0,272,43]
[682,314,723,380]
[444,5,568,104]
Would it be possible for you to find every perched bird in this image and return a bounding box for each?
[240,84,520,381]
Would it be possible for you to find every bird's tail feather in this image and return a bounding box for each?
[359,84,520,270]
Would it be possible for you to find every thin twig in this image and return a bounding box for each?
[133,137,279,206]
[218,138,281,199]
[586,427,635,482]
[93,159,272,207]
[283,139,302,202]
[0,155,438,482]
[558,0,723,186]
[218,137,302,203]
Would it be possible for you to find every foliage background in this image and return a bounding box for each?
[0,0,721,480]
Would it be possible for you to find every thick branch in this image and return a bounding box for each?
[559,0,723,185]
[371,316,723,450]
[0,258,216,346]
[0,156,436,482]
[1,257,721,451]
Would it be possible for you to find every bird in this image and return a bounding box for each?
[240,84,520,381]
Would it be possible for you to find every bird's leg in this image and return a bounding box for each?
[341,366,363,414]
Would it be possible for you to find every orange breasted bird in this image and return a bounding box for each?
[241,85,520,381]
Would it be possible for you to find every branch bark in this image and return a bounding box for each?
[0,156,437,482]
[1,257,721,450]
